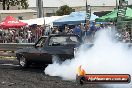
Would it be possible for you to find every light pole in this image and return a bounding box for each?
[116,0,118,9]
[117,0,128,29]
[117,0,128,41]
[42,0,46,36]
[85,0,91,25]
[117,0,128,21]
[36,0,43,18]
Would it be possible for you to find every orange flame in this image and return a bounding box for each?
[77,65,86,76]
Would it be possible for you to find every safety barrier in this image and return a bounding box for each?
[0,43,132,57]
[0,43,35,57]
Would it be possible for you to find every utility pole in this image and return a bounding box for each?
[116,0,118,9]
[85,0,91,25]
[36,0,45,35]
[117,0,128,30]
[42,0,46,36]
[36,0,43,18]
[117,0,129,41]
[117,0,128,22]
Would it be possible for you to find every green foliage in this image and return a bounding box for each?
[5,0,20,10]
[2,0,29,10]
[2,0,6,10]
[56,5,75,16]
[20,0,29,9]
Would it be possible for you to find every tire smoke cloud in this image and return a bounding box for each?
[45,29,132,88]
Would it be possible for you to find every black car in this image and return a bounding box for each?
[16,34,80,68]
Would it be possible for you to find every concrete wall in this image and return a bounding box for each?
[28,7,58,17]
[0,3,37,21]
[0,12,37,21]
[67,6,116,13]
[29,6,116,17]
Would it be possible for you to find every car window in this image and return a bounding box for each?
[49,36,78,46]
[36,37,46,47]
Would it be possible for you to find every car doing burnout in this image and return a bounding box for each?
[16,34,80,68]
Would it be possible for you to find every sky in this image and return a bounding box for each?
[28,0,132,7]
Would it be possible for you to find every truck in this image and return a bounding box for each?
[16,34,80,68]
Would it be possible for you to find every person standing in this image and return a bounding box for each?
[81,21,96,43]
[73,25,81,36]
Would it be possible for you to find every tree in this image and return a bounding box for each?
[6,0,20,10]
[20,0,29,9]
[2,0,6,10]
[56,5,75,16]
[1,0,29,10]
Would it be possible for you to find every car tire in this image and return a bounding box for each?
[19,55,29,68]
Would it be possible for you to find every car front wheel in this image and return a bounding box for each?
[19,55,29,68]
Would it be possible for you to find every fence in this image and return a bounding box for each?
[0,43,34,57]
[0,43,132,57]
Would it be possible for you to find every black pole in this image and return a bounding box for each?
[42,0,45,36]
[85,0,88,24]
[116,0,118,9]
[85,0,91,24]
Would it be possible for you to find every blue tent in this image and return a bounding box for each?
[53,11,98,26]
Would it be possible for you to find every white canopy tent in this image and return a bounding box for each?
[20,16,67,27]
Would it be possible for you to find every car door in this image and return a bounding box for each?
[29,36,48,61]
[34,36,52,62]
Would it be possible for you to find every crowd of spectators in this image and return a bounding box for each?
[0,25,43,43]
[0,22,131,43]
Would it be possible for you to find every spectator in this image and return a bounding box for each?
[81,21,93,43]
[122,30,130,43]
[36,25,42,40]
[52,27,60,34]
[73,25,81,36]
[45,25,51,36]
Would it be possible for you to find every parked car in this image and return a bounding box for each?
[16,34,80,68]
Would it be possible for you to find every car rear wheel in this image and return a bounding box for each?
[19,55,29,68]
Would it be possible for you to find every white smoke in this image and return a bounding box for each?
[44,29,132,87]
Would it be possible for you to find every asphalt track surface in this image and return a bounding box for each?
[0,59,106,88]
